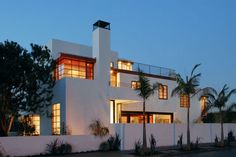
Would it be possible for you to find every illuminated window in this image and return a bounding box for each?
[110,70,117,87]
[131,81,140,89]
[180,94,190,108]
[110,62,114,68]
[54,54,95,80]
[118,60,132,71]
[200,96,207,115]
[159,85,168,100]
[30,115,40,135]
[52,103,60,135]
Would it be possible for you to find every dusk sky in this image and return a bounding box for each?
[1,0,236,94]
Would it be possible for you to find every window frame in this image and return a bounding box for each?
[158,84,168,100]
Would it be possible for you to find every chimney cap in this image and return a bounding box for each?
[93,20,110,31]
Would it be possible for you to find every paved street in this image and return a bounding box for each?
[43,147,236,157]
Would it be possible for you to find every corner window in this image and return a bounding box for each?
[180,94,190,108]
[54,54,95,80]
[159,85,168,100]
[131,81,140,89]
[52,103,60,135]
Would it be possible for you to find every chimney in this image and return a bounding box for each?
[92,20,111,88]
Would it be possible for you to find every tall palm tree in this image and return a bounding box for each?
[136,70,158,153]
[200,85,236,145]
[171,64,201,148]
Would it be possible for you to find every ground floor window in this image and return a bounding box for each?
[30,114,40,135]
[121,111,173,124]
[52,103,60,135]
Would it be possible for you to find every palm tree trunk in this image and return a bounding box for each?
[220,109,224,146]
[187,106,190,148]
[142,99,147,153]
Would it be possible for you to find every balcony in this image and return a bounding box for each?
[114,61,176,79]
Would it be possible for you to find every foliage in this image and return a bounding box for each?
[200,85,236,145]
[227,130,235,146]
[134,140,142,155]
[171,64,201,148]
[149,134,157,154]
[17,115,36,136]
[89,119,109,138]
[61,122,71,135]
[99,133,121,151]
[177,133,183,150]
[0,41,55,136]
[135,70,159,152]
[46,138,72,155]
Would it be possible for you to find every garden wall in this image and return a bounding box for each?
[0,123,236,156]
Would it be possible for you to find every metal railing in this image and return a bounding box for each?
[132,62,176,78]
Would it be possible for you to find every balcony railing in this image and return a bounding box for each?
[114,62,176,78]
[132,62,176,78]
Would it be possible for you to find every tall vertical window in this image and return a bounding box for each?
[200,96,207,115]
[159,85,168,100]
[52,103,60,135]
[118,60,132,71]
[30,115,40,135]
[131,81,140,89]
[110,70,117,87]
[54,54,95,80]
[180,94,190,108]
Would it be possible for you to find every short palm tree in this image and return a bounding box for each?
[200,85,236,145]
[171,64,201,148]
[136,70,158,153]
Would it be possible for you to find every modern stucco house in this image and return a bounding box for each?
[38,20,205,135]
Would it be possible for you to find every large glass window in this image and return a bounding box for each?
[52,103,60,135]
[180,94,190,108]
[159,84,168,100]
[118,60,132,71]
[54,54,95,80]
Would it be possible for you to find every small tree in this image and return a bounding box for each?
[135,70,158,153]
[0,41,55,136]
[200,85,236,146]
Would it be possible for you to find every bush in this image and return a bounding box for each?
[177,133,183,150]
[99,133,121,151]
[134,140,142,155]
[46,138,72,155]
[89,120,109,138]
[227,130,235,146]
[149,134,157,154]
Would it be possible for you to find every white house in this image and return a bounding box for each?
[38,20,205,135]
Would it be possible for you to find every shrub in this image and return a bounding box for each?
[134,140,142,155]
[99,133,121,151]
[46,138,72,155]
[89,119,109,138]
[149,134,157,154]
[227,130,235,146]
[177,133,183,150]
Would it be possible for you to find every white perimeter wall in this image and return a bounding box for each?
[1,123,236,156]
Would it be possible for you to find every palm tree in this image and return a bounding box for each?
[200,85,236,145]
[136,70,158,153]
[171,64,201,148]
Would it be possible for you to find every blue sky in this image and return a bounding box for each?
[1,0,236,93]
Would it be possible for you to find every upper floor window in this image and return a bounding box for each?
[118,60,132,71]
[159,84,168,100]
[110,70,118,87]
[131,81,140,89]
[54,54,95,80]
[110,62,114,68]
[180,94,190,108]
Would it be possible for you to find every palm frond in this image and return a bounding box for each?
[190,64,201,77]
